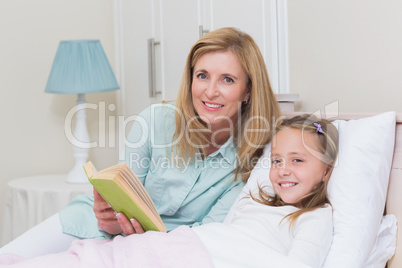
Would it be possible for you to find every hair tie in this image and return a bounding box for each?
[313,123,324,134]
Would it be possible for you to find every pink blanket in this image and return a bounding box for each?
[0,226,214,267]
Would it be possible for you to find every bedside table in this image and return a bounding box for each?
[1,174,93,246]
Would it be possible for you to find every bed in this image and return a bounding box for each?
[0,112,399,268]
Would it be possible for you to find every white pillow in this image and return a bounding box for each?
[365,214,397,268]
[324,112,396,267]
[225,112,396,268]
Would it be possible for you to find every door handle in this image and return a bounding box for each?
[148,38,161,98]
[199,25,209,39]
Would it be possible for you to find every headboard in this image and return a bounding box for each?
[385,113,402,267]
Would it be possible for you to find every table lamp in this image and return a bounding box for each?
[45,40,119,183]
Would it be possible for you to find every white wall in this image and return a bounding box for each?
[0,0,118,244]
[288,0,402,113]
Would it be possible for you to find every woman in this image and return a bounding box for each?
[0,27,281,257]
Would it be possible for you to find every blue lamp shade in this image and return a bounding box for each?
[45,40,119,94]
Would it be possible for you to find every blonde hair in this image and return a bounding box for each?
[173,27,281,182]
[251,114,339,229]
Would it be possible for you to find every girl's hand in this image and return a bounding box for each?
[116,213,145,236]
[93,188,123,235]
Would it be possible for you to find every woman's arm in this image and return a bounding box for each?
[192,181,244,226]
[93,107,153,235]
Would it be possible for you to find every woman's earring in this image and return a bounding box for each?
[243,99,249,105]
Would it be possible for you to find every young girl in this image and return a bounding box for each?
[193,114,339,268]
[0,115,338,268]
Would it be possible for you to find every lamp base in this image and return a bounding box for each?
[66,163,90,184]
[65,93,91,184]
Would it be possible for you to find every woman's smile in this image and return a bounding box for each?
[202,101,224,110]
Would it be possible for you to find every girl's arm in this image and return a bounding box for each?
[288,205,333,268]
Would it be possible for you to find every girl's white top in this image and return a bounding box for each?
[193,195,333,268]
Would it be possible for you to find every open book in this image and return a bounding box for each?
[84,161,167,232]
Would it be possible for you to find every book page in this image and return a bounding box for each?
[118,166,159,219]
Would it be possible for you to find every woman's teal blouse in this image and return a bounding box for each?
[59,103,244,239]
